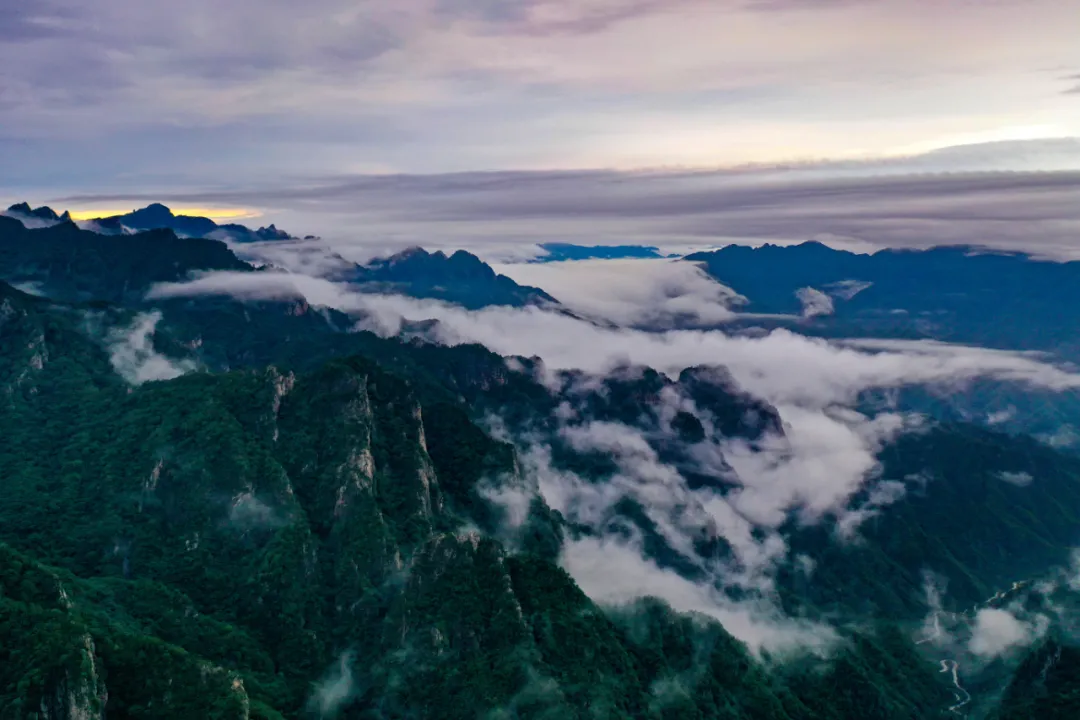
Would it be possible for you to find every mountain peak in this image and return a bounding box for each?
[391,246,429,260]
[6,202,64,222]
[127,203,176,223]
[84,203,297,242]
[351,246,557,309]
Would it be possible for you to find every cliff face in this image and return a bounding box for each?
[40,635,107,720]
[0,544,253,719]
[0,316,534,715]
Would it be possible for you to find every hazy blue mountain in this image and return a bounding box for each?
[348,246,559,309]
[82,202,295,242]
[686,242,1080,356]
[535,243,672,262]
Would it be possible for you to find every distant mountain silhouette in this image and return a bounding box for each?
[7,200,296,242]
[5,202,71,224]
[349,247,558,309]
[89,203,294,242]
[685,241,1080,356]
[535,243,673,262]
[0,214,250,302]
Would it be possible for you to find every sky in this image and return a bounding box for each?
[3,0,1080,254]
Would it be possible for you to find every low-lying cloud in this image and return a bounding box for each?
[796,287,834,318]
[309,651,357,718]
[968,608,1048,660]
[493,258,747,328]
[105,311,197,385]
[995,471,1034,488]
[562,535,837,656]
[144,267,1080,655]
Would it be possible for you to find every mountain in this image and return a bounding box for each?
[0,215,558,311]
[91,202,218,237]
[84,203,296,243]
[685,242,1080,357]
[39,202,295,245]
[535,243,671,262]
[0,214,249,303]
[995,636,1080,719]
[348,247,559,309]
[4,202,71,225]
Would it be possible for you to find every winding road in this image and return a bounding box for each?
[939,660,972,715]
[916,580,1029,717]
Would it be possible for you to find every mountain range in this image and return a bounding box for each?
[685,241,1080,357]
[1,205,1079,718]
[4,202,299,243]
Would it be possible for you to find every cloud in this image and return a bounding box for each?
[714,406,916,529]
[148,270,355,307]
[834,478,907,540]
[826,279,872,300]
[995,471,1034,487]
[106,311,197,384]
[1039,425,1080,449]
[561,535,837,656]
[796,287,834,318]
[309,651,357,718]
[557,420,722,562]
[968,608,1047,659]
[148,274,1080,534]
[493,258,747,328]
[0,210,63,229]
[228,492,287,530]
[144,268,1080,649]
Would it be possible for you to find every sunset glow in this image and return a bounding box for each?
[66,207,263,222]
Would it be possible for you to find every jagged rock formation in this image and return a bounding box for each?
[5,202,72,225]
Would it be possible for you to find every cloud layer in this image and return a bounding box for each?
[105,311,197,384]
[54,149,1080,261]
[146,267,1080,654]
[493,258,747,327]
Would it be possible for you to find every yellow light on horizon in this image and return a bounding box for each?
[883,124,1073,159]
[66,207,263,222]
